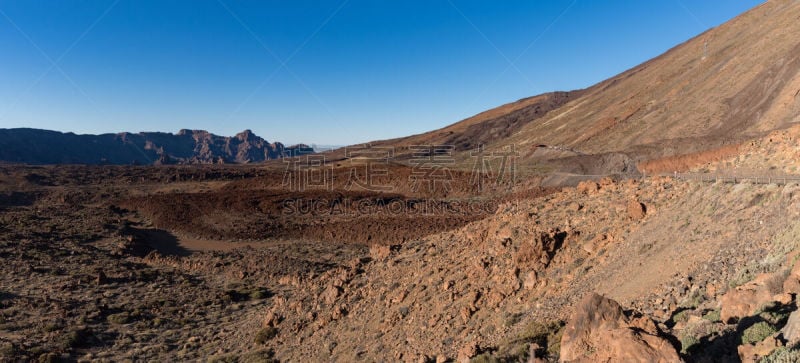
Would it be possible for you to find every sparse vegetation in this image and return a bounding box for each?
[702,309,721,323]
[680,288,706,309]
[490,320,564,362]
[729,266,758,289]
[680,334,699,354]
[671,309,691,325]
[761,345,800,363]
[740,322,776,345]
[755,303,792,327]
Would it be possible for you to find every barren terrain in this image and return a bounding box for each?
[5,0,800,362]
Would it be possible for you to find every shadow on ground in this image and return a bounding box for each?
[123,226,192,257]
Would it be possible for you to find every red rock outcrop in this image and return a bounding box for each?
[560,293,680,363]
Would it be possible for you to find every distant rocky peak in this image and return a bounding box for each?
[0,128,308,165]
[236,129,254,138]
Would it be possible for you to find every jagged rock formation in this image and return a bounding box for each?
[0,128,309,165]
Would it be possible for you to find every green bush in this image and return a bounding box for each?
[741,322,776,345]
[760,346,800,363]
[680,334,699,354]
[702,309,721,323]
[680,289,706,309]
[671,310,690,325]
[519,320,564,357]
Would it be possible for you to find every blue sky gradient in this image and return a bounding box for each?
[0,0,763,145]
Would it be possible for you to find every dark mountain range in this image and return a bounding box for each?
[0,128,310,165]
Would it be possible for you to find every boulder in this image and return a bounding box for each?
[738,335,782,363]
[627,200,647,220]
[781,310,800,344]
[583,233,613,254]
[263,310,280,327]
[560,293,679,362]
[523,271,538,290]
[720,274,776,323]
[782,261,800,294]
[457,341,479,363]
[321,285,341,305]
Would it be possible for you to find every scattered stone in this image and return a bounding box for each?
[457,342,479,363]
[523,271,538,290]
[576,181,600,194]
[566,202,582,212]
[263,310,281,327]
[322,285,341,305]
[583,233,613,254]
[369,244,392,262]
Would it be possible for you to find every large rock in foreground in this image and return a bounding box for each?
[560,293,680,362]
[720,273,777,323]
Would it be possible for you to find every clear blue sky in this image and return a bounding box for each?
[0,0,763,145]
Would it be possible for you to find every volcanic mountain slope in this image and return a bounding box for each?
[341,0,800,179]
[498,0,800,171]
[0,128,308,165]
[368,91,584,157]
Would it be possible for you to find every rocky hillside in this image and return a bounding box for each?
[500,0,800,172]
[366,91,584,159]
[236,173,800,362]
[0,128,308,165]
[334,0,800,179]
